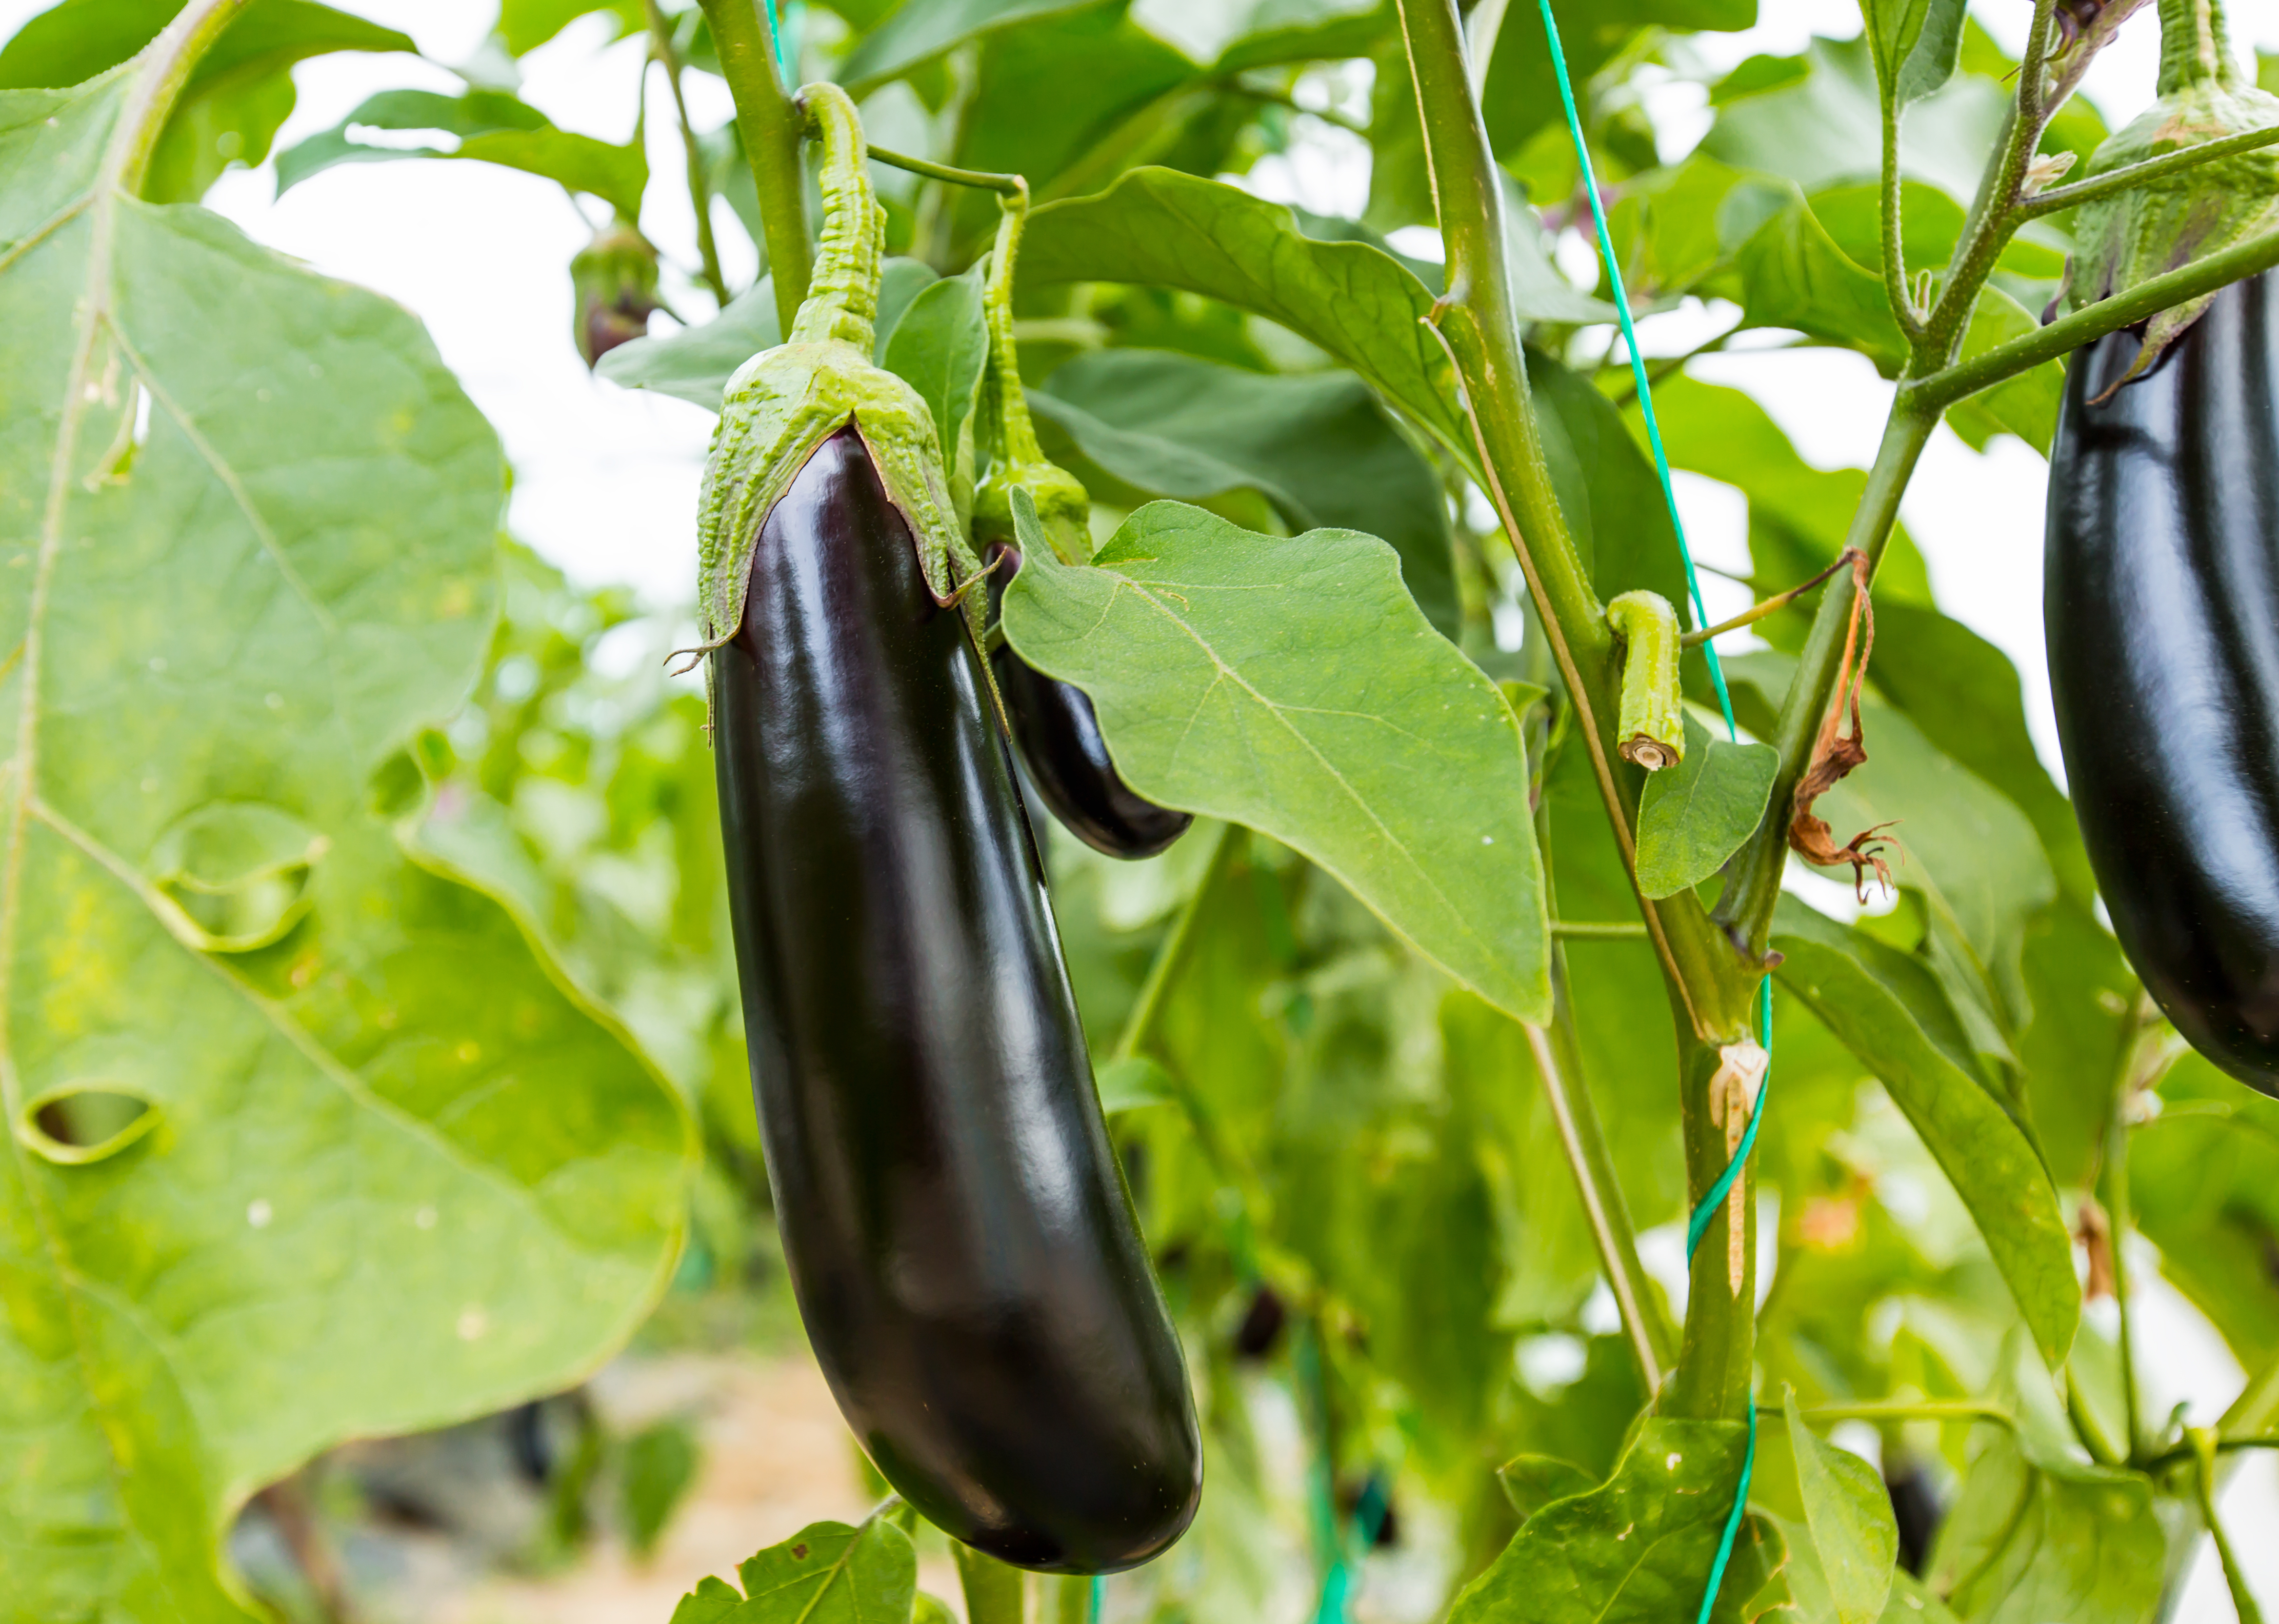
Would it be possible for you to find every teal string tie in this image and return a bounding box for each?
[1531,4,1773,1619]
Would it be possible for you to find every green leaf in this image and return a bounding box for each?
[1727,191,1906,363]
[879,265,988,469]
[621,1418,702,1557]
[1922,1430,2162,1624]
[1019,168,1470,462]
[495,0,643,56]
[1096,1053,1179,1113]
[1528,346,1689,612]
[277,87,647,218]
[1,71,687,1618]
[595,259,943,409]
[2134,1055,2279,1365]
[1770,903,2078,1364]
[1863,0,1967,108]
[1003,501,1552,1024]
[1497,1454,1597,1522]
[842,0,1101,95]
[1782,1391,1897,1624]
[1029,348,1459,637]
[670,1515,919,1622]
[1634,713,1778,900]
[1449,1419,1785,1623]
[0,0,414,203]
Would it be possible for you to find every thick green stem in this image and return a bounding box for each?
[784,85,879,352]
[1665,1027,1756,1419]
[697,0,812,334]
[1911,222,2279,412]
[954,1545,1028,1624]
[646,0,729,306]
[1715,406,1937,956]
[1396,0,1757,1046]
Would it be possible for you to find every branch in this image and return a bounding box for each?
[2021,121,2279,218]
[1880,96,1925,340]
[1682,551,1861,647]
[2193,1429,2271,1624]
[646,0,729,306]
[869,145,1027,196]
[1907,220,2279,413]
[697,0,811,335]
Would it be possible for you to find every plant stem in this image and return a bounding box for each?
[1681,551,1859,647]
[1880,94,1924,339]
[1111,822,1240,1066]
[2022,122,2279,219]
[697,0,811,333]
[646,0,729,305]
[2067,1367,2124,1466]
[1529,947,1676,1388]
[1762,1399,2017,1429]
[113,0,249,194]
[1910,222,2279,412]
[1551,919,1650,939]
[953,1543,1028,1624]
[2100,1003,2149,1462]
[1398,0,1757,1047]
[1714,405,1937,956]
[2193,1428,2269,1624]
[869,145,1028,196]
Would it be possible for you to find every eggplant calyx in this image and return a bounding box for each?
[2067,67,2279,391]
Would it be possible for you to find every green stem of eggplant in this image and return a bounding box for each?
[697,0,813,334]
[1110,821,1241,1068]
[1911,223,2279,412]
[1769,1399,2017,1429]
[1395,0,1763,1425]
[2022,123,2279,219]
[2101,1015,2148,1462]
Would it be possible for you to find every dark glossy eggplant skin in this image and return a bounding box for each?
[711,428,1201,1571]
[988,548,1193,861]
[2047,269,2279,1094]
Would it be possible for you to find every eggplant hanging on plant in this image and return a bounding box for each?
[2045,4,2279,1095]
[695,85,1201,1572]
[2047,269,2279,1093]
[970,192,1193,860]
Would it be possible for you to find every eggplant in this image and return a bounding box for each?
[988,547,1194,861]
[2046,268,2279,1093]
[711,425,1202,1572]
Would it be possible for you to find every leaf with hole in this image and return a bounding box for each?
[0,66,688,1619]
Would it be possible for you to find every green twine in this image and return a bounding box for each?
[1531,5,1772,1620]
[759,0,798,89]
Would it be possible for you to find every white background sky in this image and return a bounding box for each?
[12,0,2279,1614]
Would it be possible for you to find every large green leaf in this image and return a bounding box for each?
[1782,1391,1897,1624]
[495,0,643,56]
[1447,1419,1786,1623]
[0,0,414,203]
[1,69,687,1620]
[1481,0,1756,162]
[277,87,647,219]
[1019,167,1469,457]
[1922,1430,2162,1624]
[1002,500,1552,1024]
[1029,347,1458,637]
[669,1514,919,1622]
[1770,903,2077,1364]
[841,0,1104,95]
